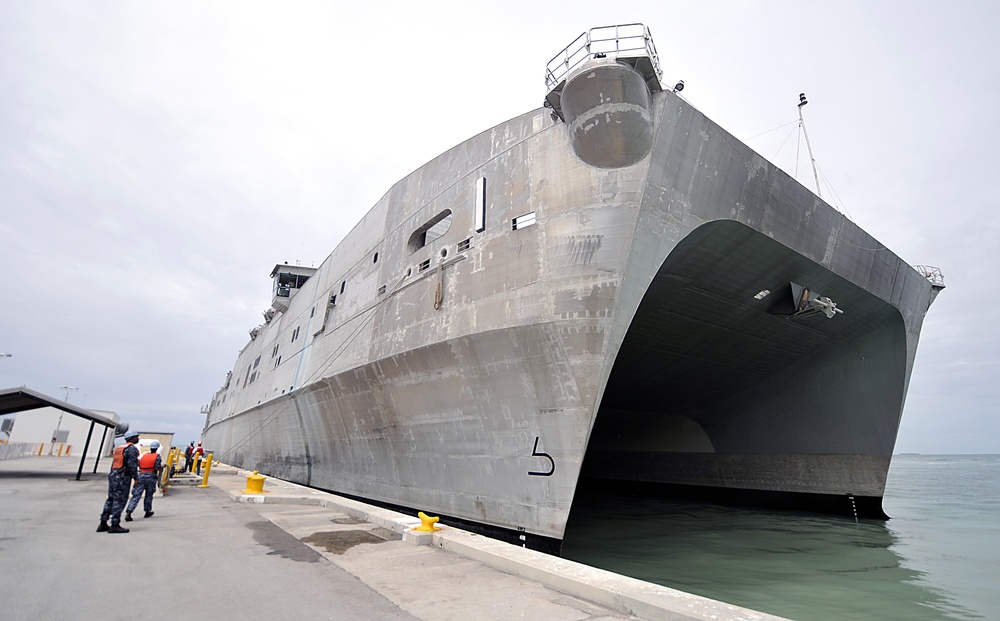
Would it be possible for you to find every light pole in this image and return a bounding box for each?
[60,386,79,403]
[56,386,79,441]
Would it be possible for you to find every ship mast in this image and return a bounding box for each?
[797,93,822,198]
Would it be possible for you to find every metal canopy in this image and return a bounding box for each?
[0,386,120,480]
[0,387,117,427]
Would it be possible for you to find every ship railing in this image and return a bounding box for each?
[544,23,662,91]
[913,265,946,288]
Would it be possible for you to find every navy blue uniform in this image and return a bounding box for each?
[127,452,162,514]
[101,442,139,526]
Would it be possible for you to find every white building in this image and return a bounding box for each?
[2,405,119,458]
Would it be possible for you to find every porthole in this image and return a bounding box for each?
[440,248,448,259]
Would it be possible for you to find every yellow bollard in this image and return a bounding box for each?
[243,470,267,494]
[198,453,214,488]
[159,464,170,491]
[414,511,441,532]
[37,443,43,456]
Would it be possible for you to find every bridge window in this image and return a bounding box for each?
[273,272,309,298]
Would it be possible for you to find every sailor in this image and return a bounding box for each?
[184,441,194,472]
[97,431,140,534]
[125,440,162,521]
[195,441,204,475]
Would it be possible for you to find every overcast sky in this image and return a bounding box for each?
[1,1,997,452]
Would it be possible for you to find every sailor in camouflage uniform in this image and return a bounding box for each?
[97,431,140,534]
[125,440,162,521]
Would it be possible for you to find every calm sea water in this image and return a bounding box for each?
[561,455,1000,621]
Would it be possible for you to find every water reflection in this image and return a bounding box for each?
[561,484,980,620]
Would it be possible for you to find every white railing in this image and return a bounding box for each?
[0,442,76,459]
[0,442,42,460]
[913,265,946,288]
[545,23,661,90]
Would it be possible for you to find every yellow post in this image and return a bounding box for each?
[193,452,202,474]
[159,463,170,490]
[37,443,43,456]
[198,453,214,488]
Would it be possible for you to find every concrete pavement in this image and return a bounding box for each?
[0,456,785,621]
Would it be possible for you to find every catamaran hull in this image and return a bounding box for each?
[204,48,937,548]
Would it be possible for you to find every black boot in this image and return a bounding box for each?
[143,511,154,518]
[96,521,109,533]
[107,523,130,534]
[124,512,133,522]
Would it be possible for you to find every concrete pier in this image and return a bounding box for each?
[0,456,787,621]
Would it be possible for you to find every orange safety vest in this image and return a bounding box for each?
[139,452,158,473]
[112,445,126,469]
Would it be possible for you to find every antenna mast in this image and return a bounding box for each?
[797,93,822,198]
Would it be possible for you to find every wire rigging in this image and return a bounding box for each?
[746,119,799,142]
[769,124,799,163]
[713,106,881,251]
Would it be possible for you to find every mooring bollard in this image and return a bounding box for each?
[159,463,170,491]
[198,453,214,488]
[243,470,267,494]
[414,511,441,532]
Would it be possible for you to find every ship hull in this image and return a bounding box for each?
[204,56,935,547]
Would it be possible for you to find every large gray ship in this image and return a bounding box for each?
[203,24,943,551]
